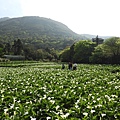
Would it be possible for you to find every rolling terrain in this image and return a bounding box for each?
[0,16,86,50]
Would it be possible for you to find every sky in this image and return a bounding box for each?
[0,0,120,37]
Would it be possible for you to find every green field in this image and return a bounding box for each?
[0,62,120,120]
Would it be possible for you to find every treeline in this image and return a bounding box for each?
[0,35,76,50]
[0,39,59,61]
[60,37,120,64]
[1,37,120,64]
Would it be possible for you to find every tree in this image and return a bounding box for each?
[12,39,23,55]
[73,40,95,63]
[90,44,109,64]
[60,47,70,62]
[0,47,3,57]
[104,37,120,64]
[69,43,75,62]
[4,43,11,54]
[23,45,35,60]
[36,49,44,60]
[49,48,59,61]
[90,37,120,64]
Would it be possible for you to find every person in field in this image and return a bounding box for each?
[73,63,77,70]
[68,62,73,70]
[62,63,65,69]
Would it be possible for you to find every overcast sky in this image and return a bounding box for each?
[0,0,120,36]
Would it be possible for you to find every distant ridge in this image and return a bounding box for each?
[80,34,114,40]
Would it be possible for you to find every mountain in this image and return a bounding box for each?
[0,17,10,22]
[80,34,113,40]
[0,16,85,50]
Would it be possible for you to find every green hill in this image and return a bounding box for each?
[0,17,10,22]
[0,16,85,50]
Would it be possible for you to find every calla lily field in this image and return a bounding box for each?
[0,62,120,119]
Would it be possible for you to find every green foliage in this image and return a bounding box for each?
[60,47,70,62]
[104,37,120,56]
[90,44,107,63]
[73,40,95,63]
[91,37,120,64]
[0,62,120,119]
[60,40,96,63]
[0,16,83,50]
[0,16,85,61]
[0,47,3,57]
[13,39,23,55]
[60,37,120,64]
[0,39,59,61]
[3,43,11,54]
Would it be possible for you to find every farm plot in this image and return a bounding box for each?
[0,63,120,120]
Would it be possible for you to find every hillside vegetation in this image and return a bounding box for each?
[0,16,85,50]
[60,37,120,64]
